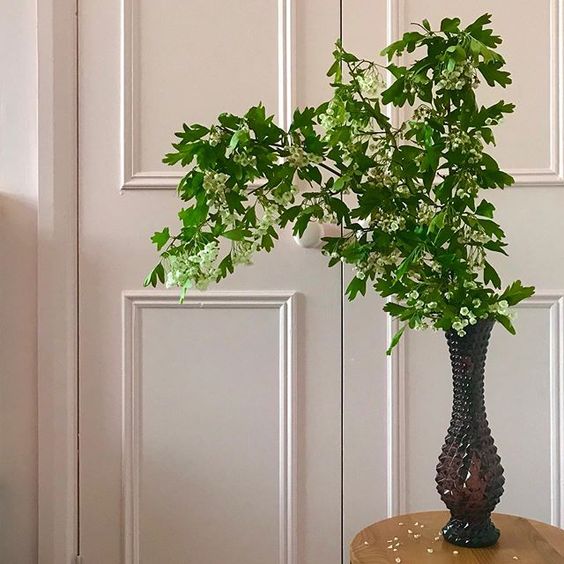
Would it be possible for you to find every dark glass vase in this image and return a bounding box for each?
[435,318,505,548]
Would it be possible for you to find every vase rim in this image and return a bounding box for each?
[444,317,496,336]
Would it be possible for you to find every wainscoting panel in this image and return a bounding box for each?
[403,0,563,186]
[400,294,563,526]
[121,0,290,189]
[123,292,296,564]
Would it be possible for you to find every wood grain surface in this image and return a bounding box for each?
[350,511,564,563]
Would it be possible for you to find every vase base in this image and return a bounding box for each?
[442,517,500,548]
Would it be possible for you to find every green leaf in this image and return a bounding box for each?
[246,104,276,140]
[484,260,502,288]
[465,14,502,50]
[218,254,234,278]
[346,276,367,300]
[497,314,516,335]
[396,247,420,280]
[475,200,495,218]
[478,218,505,238]
[402,31,424,52]
[291,106,317,131]
[479,62,512,87]
[225,191,246,214]
[500,280,536,306]
[384,302,409,317]
[465,13,492,33]
[440,17,461,33]
[480,128,496,145]
[484,240,509,256]
[428,210,446,233]
[223,228,248,241]
[326,59,340,78]
[218,112,242,129]
[279,205,302,227]
[178,202,209,227]
[386,324,406,355]
[327,197,349,221]
[293,213,313,237]
[381,39,407,60]
[151,227,170,251]
[381,76,406,105]
[144,263,165,288]
[226,128,250,157]
[175,124,208,142]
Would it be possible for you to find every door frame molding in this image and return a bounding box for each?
[37,0,79,562]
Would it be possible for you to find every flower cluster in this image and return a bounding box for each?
[319,98,350,135]
[372,209,407,233]
[203,170,229,193]
[369,165,400,187]
[437,59,478,90]
[445,126,483,164]
[357,67,386,98]
[233,152,257,167]
[411,105,433,123]
[165,242,220,291]
[416,202,436,224]
[208,126,225,147]
[352,249,403,279]
[490,300,510,316]
[285,145,323,168]
[229,205,281,267]
[454,171,480,198]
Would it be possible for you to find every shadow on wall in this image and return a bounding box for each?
[0,191,38,562]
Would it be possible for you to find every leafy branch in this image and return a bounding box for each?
[146,13,534,351]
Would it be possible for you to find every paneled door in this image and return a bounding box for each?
[341,0,564,557]
[79,1,564,563]
[78,1,346,563]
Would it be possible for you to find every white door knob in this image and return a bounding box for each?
[293,222,325,248]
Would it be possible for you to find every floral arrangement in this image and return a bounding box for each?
[145,14,534,351]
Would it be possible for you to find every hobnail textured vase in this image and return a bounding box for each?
[435,318,505,548]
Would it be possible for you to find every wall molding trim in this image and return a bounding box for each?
[37,0,79,562]
[120,0,295,191]
[386,311,407,517]
[122,290,297,563]
[386,291,564,526]
[518,293,564,526]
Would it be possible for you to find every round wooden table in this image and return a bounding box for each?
[350,511,564,563]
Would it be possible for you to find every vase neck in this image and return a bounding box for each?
[445,319,494,414]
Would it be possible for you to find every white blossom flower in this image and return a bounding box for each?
[203,170,229,193]
[437,60,477,91]
[208,126,225,147]
[233,152,257,167]
[417,202,436,224]
[357,67,386,98]
[165,241,220,290]
[490,300,510,316]
[372,209,406,233]
[285,145,323,168]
